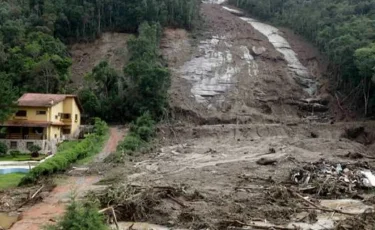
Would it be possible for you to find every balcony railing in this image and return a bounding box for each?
[0,133,45,140]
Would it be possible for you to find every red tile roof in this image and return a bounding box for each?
[17,93,83,112]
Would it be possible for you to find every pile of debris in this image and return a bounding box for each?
[290,159,375,197]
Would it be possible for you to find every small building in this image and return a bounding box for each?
[0,93,83,153]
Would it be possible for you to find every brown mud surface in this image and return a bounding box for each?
[96,122,375,229]
[70,33,130,87]
[164,3,330,125]
[92,2,375,230]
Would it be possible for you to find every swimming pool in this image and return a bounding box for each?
[0,167,30,175]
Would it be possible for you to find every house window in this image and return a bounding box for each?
[62,129,71,135]
[55,115,59,119]
[10,141,17,149]
[75,114,78,122]
[15,110,27,117]
[26,142,34,149]
[36,110,46,115]
[62,113,71,119]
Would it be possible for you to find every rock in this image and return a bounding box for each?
[252,46,266,55]
[256,157,277,165]
[39,192,50,199]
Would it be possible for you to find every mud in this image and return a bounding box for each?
[93,2,375,229]
[92,122,375,229]
[70,33,130,87]
[164,3,328,125]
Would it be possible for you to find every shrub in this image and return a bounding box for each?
[115,112,155,158]
[93,117,109,136]
[0,142,8,155]
[19,118,108,185]
[46,199,107,230]
[10,150,20,158]
[117,134,144,152]
[28,144,42,157]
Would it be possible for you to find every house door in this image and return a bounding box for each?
[22,127,29,139]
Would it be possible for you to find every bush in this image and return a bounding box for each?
[9,150,20,158]
[46,199,107,230]
[117,112,155,155]
[19,118,109,185]
[131,112,155,142]
[93,117,109,136]
[0,142,8,155]
[28,144,42,157]
[117,134,144,152]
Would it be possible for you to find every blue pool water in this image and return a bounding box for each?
[0,168,29,175]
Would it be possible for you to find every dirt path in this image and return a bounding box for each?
[10,127,124,230]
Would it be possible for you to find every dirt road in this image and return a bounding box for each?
[10,127,124,230]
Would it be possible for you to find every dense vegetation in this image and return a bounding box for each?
[46,199,107,230]
[0,0,200,122]
[114,112,155,162]
[19,118,108,185]
[80,22,170,122]
[229,0,375,115]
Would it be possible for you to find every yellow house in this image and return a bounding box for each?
[0,93,83,153]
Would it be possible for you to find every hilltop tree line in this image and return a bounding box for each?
[0,0,200,122]
[229,0,375,116]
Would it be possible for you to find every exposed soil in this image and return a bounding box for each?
[69,33,130,87]
[91,2,375,230]
[164,3,330,125]
[95,122,375,229]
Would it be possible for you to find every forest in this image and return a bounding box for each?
[229,0,375,116]
[0,0,200,122]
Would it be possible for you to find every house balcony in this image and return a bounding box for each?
[61,118,72,124]
[1,133,46,140]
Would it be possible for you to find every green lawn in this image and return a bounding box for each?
[0,154,47,161]
[0,173,26,189]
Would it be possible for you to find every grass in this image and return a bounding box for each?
[0,173,26,189]
[0,154,47,161]
[57,140,80,151]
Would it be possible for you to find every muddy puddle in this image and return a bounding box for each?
[0,212,19,229]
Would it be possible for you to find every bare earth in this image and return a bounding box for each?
[69,33,130,87]
[97,2,375,230]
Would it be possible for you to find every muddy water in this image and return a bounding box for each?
[0,213,19,229]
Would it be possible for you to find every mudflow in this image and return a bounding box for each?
[114,1,375,229]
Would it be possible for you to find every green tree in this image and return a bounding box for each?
[46,200,108,230]
[0,73,17,122]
